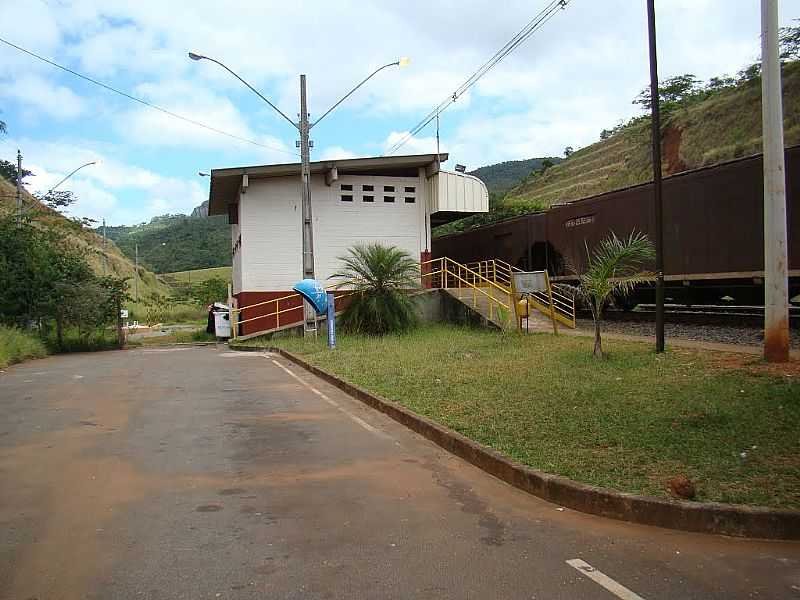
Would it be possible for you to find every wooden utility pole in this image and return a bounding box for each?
[761,0,790,362]
[15,149,23,225]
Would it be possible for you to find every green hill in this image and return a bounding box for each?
[468,157,562,196]
[0,176,171,299]
[100,213,231,274]
[505,61,800,208]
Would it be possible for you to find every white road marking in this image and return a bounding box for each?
[270,359,388,438]
[566,559,647,600]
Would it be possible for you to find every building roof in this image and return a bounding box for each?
[208,153,448,216]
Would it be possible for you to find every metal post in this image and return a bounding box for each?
[134,243,139,301]
[761,0,790,362]
[647,0,665,353]
[15,149,22,225]
[300,74,317,335]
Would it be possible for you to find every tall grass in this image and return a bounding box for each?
[0,326,48,368]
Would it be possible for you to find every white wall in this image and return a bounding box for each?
[239,176,302,291]
[428,169,489,214]
[238,171,428,291]
[231,221,242,295]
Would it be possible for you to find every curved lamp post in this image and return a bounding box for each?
[189,52,408,333]
[47,160,99,194]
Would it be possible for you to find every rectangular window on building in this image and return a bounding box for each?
[384,185,395,192]
[384,196,395,203]
[404,186,416,193]
[341,194,353,202]
[362,184,374,192]
[404,197,415,204]
[341,184,353,191]
[363,195,374,202]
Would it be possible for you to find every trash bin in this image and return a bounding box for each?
[213,310,231,338]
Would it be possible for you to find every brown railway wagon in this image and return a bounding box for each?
[433,146,800,305]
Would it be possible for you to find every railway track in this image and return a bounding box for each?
[580,304,800,328]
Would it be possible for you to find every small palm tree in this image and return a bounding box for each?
[330,243,420,335]
[572,232,656,358]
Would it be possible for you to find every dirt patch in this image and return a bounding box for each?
[706,351,800,378]
[662,125,688,174]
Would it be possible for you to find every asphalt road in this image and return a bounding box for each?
[0,345,798,599]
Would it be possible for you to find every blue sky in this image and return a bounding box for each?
[0,0,795,225]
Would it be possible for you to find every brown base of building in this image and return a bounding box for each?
[231,343,800,540]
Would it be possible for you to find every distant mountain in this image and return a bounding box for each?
[99,212,230,274]
[468,157,562,196]
[191,200,209,217]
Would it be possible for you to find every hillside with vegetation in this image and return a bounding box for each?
[436,45,800,237]
[468,157,562,196]
[100,212,231,274]
[0,176,170,299]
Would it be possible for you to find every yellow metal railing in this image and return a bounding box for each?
[464,258,576,328]
[421,257,513,327]
[230,289,354,340]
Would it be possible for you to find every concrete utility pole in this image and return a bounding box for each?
[299,74,318,334]
[646,0,665,354]
[102,218,107,275]
[15,149,22,225]
[761,0,790,362]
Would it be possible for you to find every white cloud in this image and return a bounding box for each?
[1,75,86,120]
[383,132,441,156]
[318,146,359,161]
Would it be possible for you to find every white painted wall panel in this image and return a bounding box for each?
[231,221,242,294]
[237,172,428,291]
[239,178,302,291]
[429,170,489,214]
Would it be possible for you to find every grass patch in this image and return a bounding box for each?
[137,328,216,345]
[249,324,800,509]
[0,326,48,368]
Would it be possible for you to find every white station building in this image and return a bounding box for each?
[208,153,488,333]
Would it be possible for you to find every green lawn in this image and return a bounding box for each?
[161,266,232,284]
[249,324,800,509]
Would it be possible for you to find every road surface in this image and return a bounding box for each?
[0,345,798,599]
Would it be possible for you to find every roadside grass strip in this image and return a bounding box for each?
[247,324,800,509]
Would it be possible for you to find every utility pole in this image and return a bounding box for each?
[134,243,139,301]
[15,149,23,225]
[102,218,107,275]
[299,74,317,334]
[647,0,665,354]
[761,0,790,362]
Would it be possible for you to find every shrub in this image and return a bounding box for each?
[330,243,420,335]
[0,326,48,368]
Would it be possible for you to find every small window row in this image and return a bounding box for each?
[340,184,416,193]
[340,194,415,204]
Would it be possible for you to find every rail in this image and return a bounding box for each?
[421,256,512,326]
[230,288,354,340]
[465,258,576,328]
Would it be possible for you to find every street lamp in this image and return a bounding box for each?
[189,52,408,333]
[47,160,100,194]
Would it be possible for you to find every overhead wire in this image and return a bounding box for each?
[386,0,571,155]
[0,36,298,157]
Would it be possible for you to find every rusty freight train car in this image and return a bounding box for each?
[433,147,800,306]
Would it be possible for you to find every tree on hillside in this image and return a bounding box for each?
[634,74,704,113]
[564,146,574,158]
[0,213,127,348]
[330,243,419,335]
[568,232,655,359]
[0,158,33,185]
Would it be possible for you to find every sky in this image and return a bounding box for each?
[0,0,796,226]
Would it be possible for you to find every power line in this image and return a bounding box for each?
[0,36,298,157]
[386,0,571,155]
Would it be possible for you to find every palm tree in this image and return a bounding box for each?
[329,243,420,335]
[572,232,656,358]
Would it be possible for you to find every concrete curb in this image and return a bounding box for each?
[232,343,800,540]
